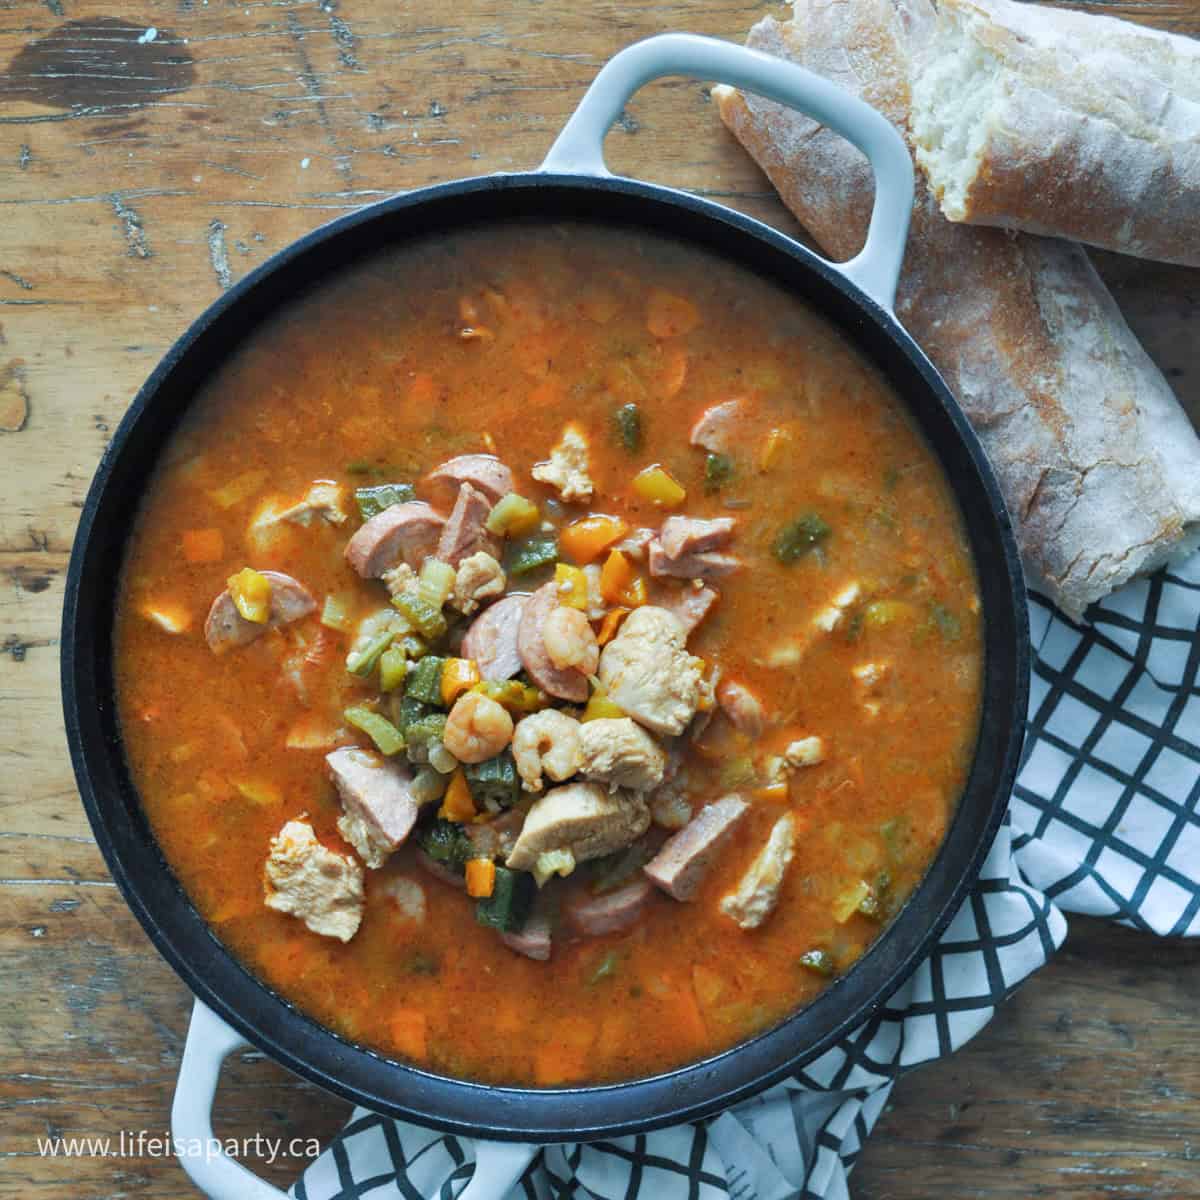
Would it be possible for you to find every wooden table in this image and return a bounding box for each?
[2,0,1197,1195]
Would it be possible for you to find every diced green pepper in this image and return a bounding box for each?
[345,630,395,677]
[379,643,408,692]
[704,452,735,493]
[613,403,642,453]
[464,752,519,811]
[929,602,962,641]
[395,694,431,734]
[417,818,472,872]
[475,865,535,932]
[404,655,446,705]
[506,533,559,577]
[799,948,836,977]
[343,706,405,756]
[772,513,831,564]
[354,482,415,521]
[391,591,447,641]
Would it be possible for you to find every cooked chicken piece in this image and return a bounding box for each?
[766,581,863,666]
[645,794,748,901]
[852,661,890,689]
[263,818,364,942]
[450,551,506,615]
[784,736,826,768]
[597,606,705,736]
[717,680,765,738]
[436,482,500,568]
[425,454,514,506]
[579,717,668,792]
[648,780,693,830]
[274,481,349,527]
[381,562,418,600]
[344,501,445,578]
[719,812,796,930]
[380,876,426,923]
[660,583,719,636]
[512,709,583,793]
[506,781,650,872]
[532,423,594,503]
[461,593,528,681]
[689,398,745,453]
[204,570,316,654]
[326,746,420,869]
[615,526,656,562]
[812,581,863,633]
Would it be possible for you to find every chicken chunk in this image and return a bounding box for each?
[450,551,506,615]
[263,818,364,942]
[532,423,594,503]
[326,746,419,869]
[597,606,705,736]
[645,794,748,901]
[719,813,795,930]
[506,781,650,872]
[717,680,765,738]
[784,736,826,768]
[578,717,668,792]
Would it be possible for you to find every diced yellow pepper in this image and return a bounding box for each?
[441,658,481,706]
[227,567,272,624]
[438,769,476,822]
[759,426,792,472]
[581,686,626,723]
[465,858,496,898]
[554,563,589,610]
[209,469,268,510]
[631,464,686,508]
[559,514,630,564]
[234,778,280,806]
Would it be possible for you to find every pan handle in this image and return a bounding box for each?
[171,998,536,1199]
[540,32,913,313]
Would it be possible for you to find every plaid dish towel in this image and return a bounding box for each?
[292,554,1200,1200]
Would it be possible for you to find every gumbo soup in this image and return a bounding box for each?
[114,223,982,1086]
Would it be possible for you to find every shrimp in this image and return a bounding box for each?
[512,710,583,793]
[542,606,599,674]
[442,692,514,764]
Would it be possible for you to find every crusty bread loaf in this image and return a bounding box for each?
[713,0,1200,618]
[910,0,1200,267]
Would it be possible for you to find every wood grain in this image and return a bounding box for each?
[0,0,1196,1196]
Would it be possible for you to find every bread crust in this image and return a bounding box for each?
[910,0,1200,267]
[713,0,1200,617]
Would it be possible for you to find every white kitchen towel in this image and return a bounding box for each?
[292,554,1199,1200]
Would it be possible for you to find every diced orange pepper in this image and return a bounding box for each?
[759,426,793,471]
[646,289,701,339]
[596,607,629,646]
[438,769,476,822]
[441,658,481,706]
[559,514,630,565]
[181,528,224,564]
[465,858,496,898]
[597,550,638,607]
[390,1008,428,1060]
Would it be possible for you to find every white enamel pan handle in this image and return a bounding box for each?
[172,999,535,1199]
[541,32,914,313]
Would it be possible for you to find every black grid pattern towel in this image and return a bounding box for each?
[293,554,1199,1200]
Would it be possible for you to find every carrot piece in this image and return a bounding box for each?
[182,528,224,564]
[559,514,629,565]
[390,1009,428,1060]
[596,607,629,646]
[672,977,709,1045]
[646,289,701,339]
[438,769,476,822]
[441,658,481,706]
[465,858,496,898]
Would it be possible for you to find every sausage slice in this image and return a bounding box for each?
[204,570,316,653]
[344,501,445,579]
[565,876,654,936]
[644,794,748,901]
[461,593,528,681]
[435,482,499,567]
[425,454,513,505]
[517,581,589,702]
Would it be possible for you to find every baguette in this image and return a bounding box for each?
[713,0,1200,618]
[910,0,1200,267]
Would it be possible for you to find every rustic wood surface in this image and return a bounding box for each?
[1,0,1197,1196]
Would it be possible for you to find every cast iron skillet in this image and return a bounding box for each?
[61,32,1027,1194]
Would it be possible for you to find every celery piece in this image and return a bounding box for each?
[404,713,448,755]
[411,765,450,805]
[354,482,415,522]
[346,630,394,678]
[487,492,541,537]
[613,403,642,453]
[718,755,757,790]
[773,513,831,564]
[506,533,558,577]
[320,593,355,633]
[799,948,835,977]
[379,643,408,692]
[419,558,457,607]
[404,655,446,705]
[343,706,405,756]
[391,591,447,641]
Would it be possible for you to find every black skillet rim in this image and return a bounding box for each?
[62,171,1029,1141]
